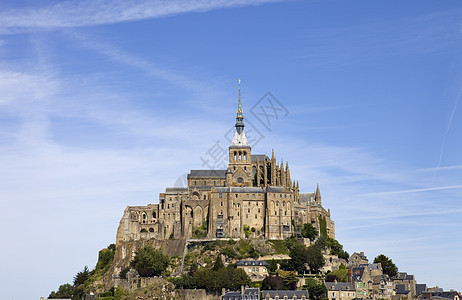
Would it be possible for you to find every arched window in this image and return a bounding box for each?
[243,151,247,160]
[234,151,237,160]
[152,212,156,218]
[239,151,242,161]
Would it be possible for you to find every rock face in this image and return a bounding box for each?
[116,277,180,299]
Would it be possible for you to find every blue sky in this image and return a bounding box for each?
[0,0,461,299]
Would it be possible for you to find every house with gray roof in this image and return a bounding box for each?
[326,282,356,300]
[222,287,260,300]
[236,260,270,281]
[261,290,308,300]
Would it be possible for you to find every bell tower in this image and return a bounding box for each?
[228,79,252,186]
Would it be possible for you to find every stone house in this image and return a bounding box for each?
[348,252,368,268]
[222,287,260,300]
[351,263,385,299]
[261,290,309,300]
[236,260,270,282]
[325,282,356,300]
[393,272,417,299]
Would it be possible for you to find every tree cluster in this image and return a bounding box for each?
[170,256,250,292]
[374,254,398,277]
[131,245,170,277]
[304,278,327,300]
[287,238,324,274]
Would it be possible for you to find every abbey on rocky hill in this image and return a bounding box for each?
[116,84,335,243]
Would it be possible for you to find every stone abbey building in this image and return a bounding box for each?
[116,86,335,245]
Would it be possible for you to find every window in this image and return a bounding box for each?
[221,202,223,206]
[203,195,206,200]
[219,193,222,198]
[235,194,238,198]
[204,181,206,186]
[252,194,255,198]
[194,181,196,185]
[167,204,170,209]
[280,194,282,198]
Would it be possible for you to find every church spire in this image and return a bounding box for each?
[235,79,244,134]
[230,79,249,147]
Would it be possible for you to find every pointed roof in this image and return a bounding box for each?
[231,79,248,147]
[315,183,321,199]
[235,79,244,133]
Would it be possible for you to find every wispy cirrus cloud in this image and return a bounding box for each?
[360,184,462,196]
[0,0,282,34]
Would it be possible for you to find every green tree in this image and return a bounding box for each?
[131,245,170,277]
[282,272,298,290]
[326,264,348,282]
[318,216,327,237]
[374,254,398,277]
[73,266,90,286]
[48,283,75,299]
[306,245,324,273]
[288,242,308,274]
[267,259,278,273]
[262,275,284,290]
[212,255,225,270]
[301,223,318,241]
[304,278,327,300]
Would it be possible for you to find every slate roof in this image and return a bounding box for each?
[221,288,260,300]
[222,291,243,300]
[325,282,355,291]
[267,186,290,193]
[396,284,410,295]
[165,187,188,192]
[236,260,269,267]
[188,170,227,178]
[244,288,260,298]
[416,284,427,296]
[215,187,265,193]
[352,267,365,281]
[422,291,461,300]
[352,252,368,260]
[251,154,269,162]
[299,193,315,203]
[262,290,308,299]
[358,263,379,270]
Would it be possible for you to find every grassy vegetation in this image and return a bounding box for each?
[267,240,290,255]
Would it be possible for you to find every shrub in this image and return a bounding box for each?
[131,245,170,277]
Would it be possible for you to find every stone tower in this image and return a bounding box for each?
[228,80,252,187]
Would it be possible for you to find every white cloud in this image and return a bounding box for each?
[0,0,282,33]
[0,71,59,105]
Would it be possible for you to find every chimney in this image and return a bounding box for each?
[360,252,364,255]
